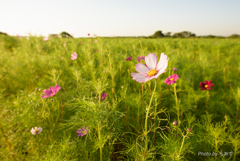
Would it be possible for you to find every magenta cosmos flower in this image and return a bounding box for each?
[173,67,177,71]
[164,74,179,85]
[88,33,90,36]
[76,126,89,137]
[71,52,77,60]
[131,53,169,83]
[41,85,61,98]
[100,92,107,100]
[137,56,145,63]
[199,80,214,90]
[126,56,132,61]
[43,37,48,41]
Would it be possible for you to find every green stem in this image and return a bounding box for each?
[174,83,179,122]
[98,93,102,161]
[143,79,157,160]
[178,135,186,158]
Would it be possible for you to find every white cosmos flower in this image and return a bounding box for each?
[131,53,169,83]
[31,127,42,135]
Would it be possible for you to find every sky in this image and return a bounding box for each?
[1,0,240,37]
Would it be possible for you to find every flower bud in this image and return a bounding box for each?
[187,128,192,133]
[173,120,178,126]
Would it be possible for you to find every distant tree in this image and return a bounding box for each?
[60,31,73,38]
[229,34,240,38]
[0,31,8,36]
[173,31,196,38]
[206,35,215,38]
[149,30,165,38]
[164,32,171,37]
[49,34,59,38]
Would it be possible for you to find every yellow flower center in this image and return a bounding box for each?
[35,129,39,133]
[170,78,174,81]
[148,69,157,76]
[205,85,208,88]
[81,130,86,134]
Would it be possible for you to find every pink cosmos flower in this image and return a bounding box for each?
[43,37,48,41]
[71,52,77,60]
[164,74,179,85]
[126,56,132,61]
[199,80,214,90]
[76,126,89,137]
[88,33,90,36]
[39,47,42,50]
[17,34,21,39]
[100,92,107,100]
[131,53,169,83]
[41,85,61,99]
[94,49,98,52]
[94,40,97,43]
[137,56,145,63]
[173,67,177,71]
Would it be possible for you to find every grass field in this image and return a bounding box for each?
[0,36,240,161]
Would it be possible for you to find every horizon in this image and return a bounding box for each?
[1,0,240,37]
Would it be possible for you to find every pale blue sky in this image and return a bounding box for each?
[1,0,240,37]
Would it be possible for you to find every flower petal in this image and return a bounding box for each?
[131,73,149,83]
[145,53,158,69]
[43,89,51,95]
[173,74,179,80]
[135,63,149,74]
[157,53,169,72]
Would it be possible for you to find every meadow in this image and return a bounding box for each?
[0,36,240,161]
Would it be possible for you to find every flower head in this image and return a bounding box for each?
[94,40,97,43]
[79,41,82,44]
[199,80,214,90]
[88,33,90,36]
[43,37,48,41]
[131,53,169,83]
[71,52,77,60]
[94,49,98,52]
[126,56,132,61]
[164,74,179,85]
[17,34,21,39]
[31,127,42,135]
[41,85,61,99]
[173,67,177,71]
[137,56,145,63]
[100,92,107,101]
[76,126,89,137]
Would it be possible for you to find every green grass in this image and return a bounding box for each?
[0,36,240,161]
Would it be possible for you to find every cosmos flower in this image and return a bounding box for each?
[43,37,48,41]
[131,53,169,83]
[100,92,107,100]
[79,42,82,44]
[31,127,42,135]
[173,67,177,71]
[17,34,21,39]
[88,33,90,36]
[71,52,77,60]
[137,56,145,63]
[164,74,179,85]
[94,40,98,43]
[126,56,132,61]
[94,49,98,52]
[199,80,214,90]
[76,126,89,137]
[41,85,61,99]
